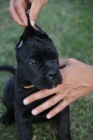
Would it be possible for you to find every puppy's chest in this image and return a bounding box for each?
[22,103,51,123]
[21,96,54,123]
[18,88,55,122]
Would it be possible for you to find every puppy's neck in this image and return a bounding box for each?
[16,66,32,89]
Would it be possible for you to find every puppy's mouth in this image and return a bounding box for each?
[23,76,62,90]
[24,84,58,89]
[23,81,61,89]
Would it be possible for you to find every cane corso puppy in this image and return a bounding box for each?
[0,22,71,140]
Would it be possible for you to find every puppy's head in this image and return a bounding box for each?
[16,24,62,89]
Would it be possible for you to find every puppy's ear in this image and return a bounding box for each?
[17,14,52,47]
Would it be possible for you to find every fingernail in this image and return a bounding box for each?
[32,110,38,115]
[47,114,52,119]
[30,20,35,27]
[23,99,29,105]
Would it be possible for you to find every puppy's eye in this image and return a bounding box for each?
[29,59,36,65]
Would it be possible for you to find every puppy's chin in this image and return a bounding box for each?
[34,79,62,90]
[25,75,62,90]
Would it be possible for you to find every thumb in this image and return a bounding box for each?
[59,59,68,69]
[29,0,46,27]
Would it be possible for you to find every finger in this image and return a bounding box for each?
[9,7,25,27]
[15,3,28,26]
[23,86,60,105]
[47,89,84,119]
[46,99,71,119]
[9,0,25,27]
[59,59,68,69]
[29,2,40,26]
[29,0,46,27]
[31,94,62,115]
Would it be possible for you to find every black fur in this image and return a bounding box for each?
[0,23,71,140]
[0,65,16,74]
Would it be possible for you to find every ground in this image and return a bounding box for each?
[0,0,93,140]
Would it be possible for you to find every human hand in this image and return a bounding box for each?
[9,0,48,27]
[23,58,93,119]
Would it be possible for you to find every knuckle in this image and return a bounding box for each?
[36,105,46,113]
[9,7,12,14]
[15,2,21,10]
[15,3,18,9]
[50,107,60,117]
[32,96,37,101]
[36,107,41,113]
[68,58,75,63]
[50,99,56,106]
[58,102,65,111]
[31,94,39,101]
[54,108,60,115]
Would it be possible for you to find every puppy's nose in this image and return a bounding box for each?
[48,69,57,79]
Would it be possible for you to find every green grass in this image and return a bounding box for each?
[0,0,93,139]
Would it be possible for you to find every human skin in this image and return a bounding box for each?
[9,0,48,27]
[23,58,93,119]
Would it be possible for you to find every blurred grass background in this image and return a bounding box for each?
[0,0,93,139]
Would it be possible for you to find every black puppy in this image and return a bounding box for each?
[0,23,71,140]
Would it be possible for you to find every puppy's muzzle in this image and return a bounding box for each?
[47,69,57,80]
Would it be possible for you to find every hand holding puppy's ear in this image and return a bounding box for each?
[9,0,48,27]
[29,0,48,27]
